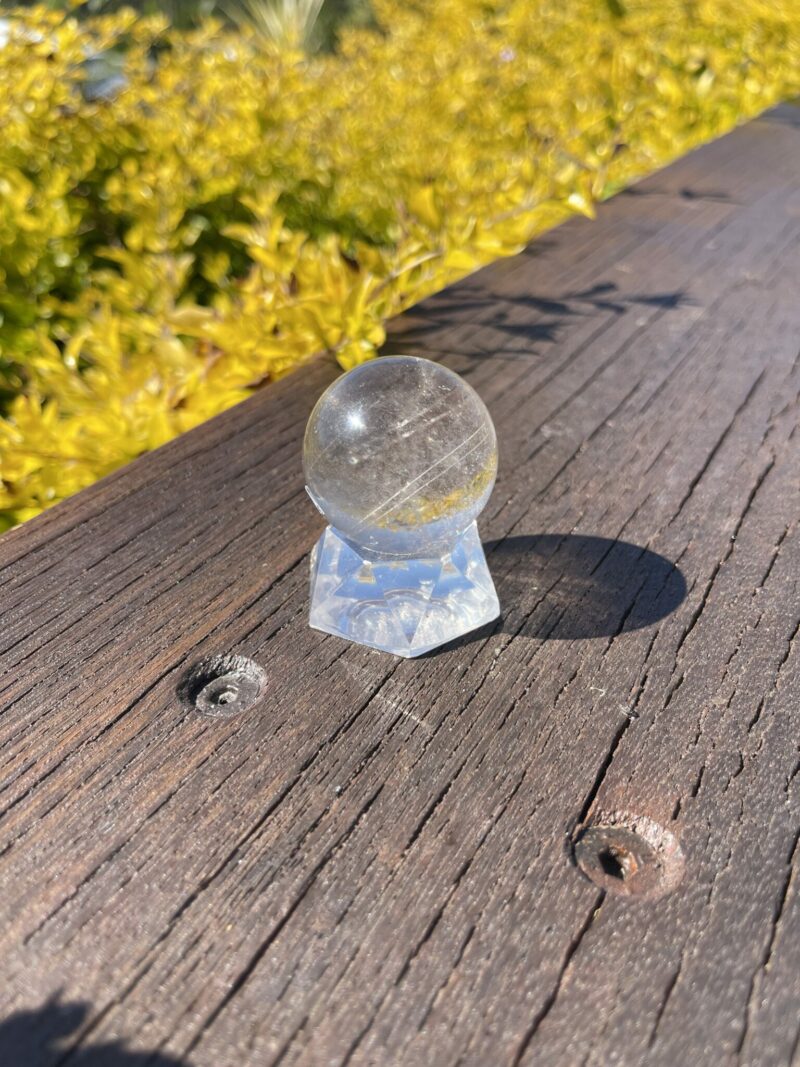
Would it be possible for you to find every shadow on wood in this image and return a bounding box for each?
[385,281,695,363]
[0,1000,187,1067]
[426,533,686,654]
[484,533,687,642]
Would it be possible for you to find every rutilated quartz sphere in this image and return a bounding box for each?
[303,356,498,558]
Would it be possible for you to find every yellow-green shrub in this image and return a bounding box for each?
[1,0,799,528]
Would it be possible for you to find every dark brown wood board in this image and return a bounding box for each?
[1,105,799,1067]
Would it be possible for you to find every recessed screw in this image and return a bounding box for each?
[573,811,685,900]
[179,655,267,719]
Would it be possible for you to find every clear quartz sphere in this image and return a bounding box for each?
[303,356,498,558]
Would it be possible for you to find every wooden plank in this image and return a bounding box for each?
[0,104,798,1066]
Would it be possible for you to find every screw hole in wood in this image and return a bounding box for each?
[598,844,637,881]
[573,811,685,900]
[179,654,267,718]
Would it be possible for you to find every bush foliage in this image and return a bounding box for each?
[1,0,799,528]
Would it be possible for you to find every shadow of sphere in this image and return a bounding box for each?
[486,534,687,640]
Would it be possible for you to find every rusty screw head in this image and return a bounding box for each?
[180,654,267,719]
[573,811,685,900]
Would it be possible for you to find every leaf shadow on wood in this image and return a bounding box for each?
[0,1000,188,1067]
[434,533,687,652]
[621,184,734,203]
[383,281,694,363]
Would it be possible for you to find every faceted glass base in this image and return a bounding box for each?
[309,521,500,658]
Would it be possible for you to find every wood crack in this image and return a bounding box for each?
[735,827,800,1056]
[510,894,604,1065]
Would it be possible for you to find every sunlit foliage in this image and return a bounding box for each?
[1,0,799,528]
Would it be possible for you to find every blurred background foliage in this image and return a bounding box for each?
[0,0,799,529]
[11,0,375,45]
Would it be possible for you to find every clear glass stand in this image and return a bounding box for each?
[309,520,499,657]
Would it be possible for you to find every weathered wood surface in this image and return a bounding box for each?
[1,105,799,1067]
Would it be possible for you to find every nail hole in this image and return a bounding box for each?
[179,654,267,718]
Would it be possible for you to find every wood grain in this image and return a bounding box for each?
[1,105,799,1067]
